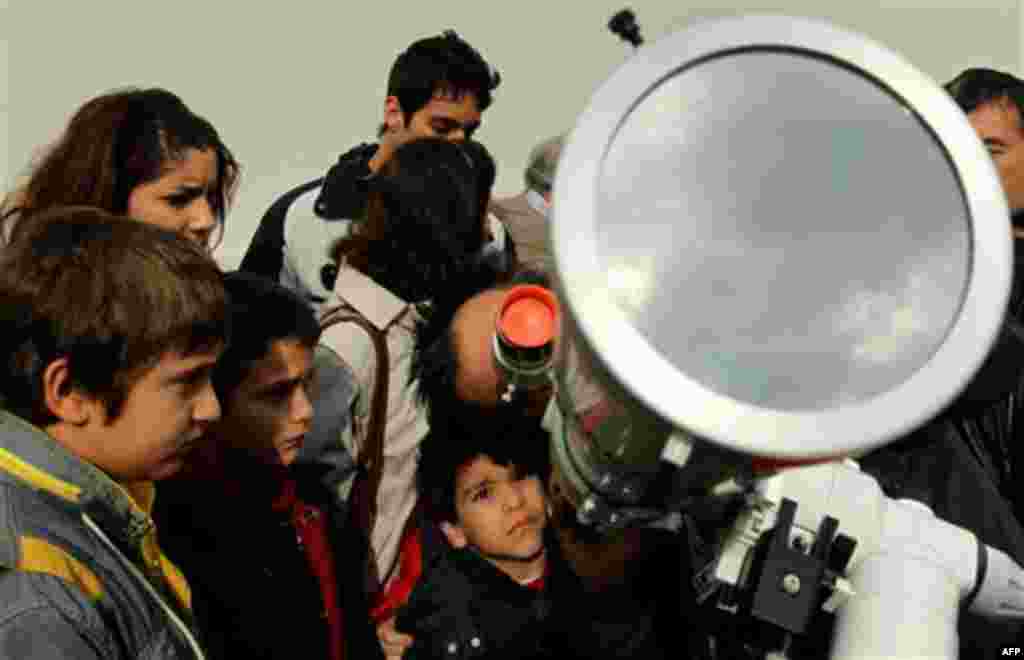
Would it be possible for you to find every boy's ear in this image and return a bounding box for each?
[42,358,96,426]
[382,96,405,134]
[440,521,468,549]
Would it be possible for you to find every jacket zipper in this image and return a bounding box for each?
[82,513,206,660]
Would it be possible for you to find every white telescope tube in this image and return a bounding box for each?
[716,461,1024,659]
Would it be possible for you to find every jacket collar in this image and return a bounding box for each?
[452,528,570,601]
[182,441,333,511]
[314,143,378,220]
[330,264,412,331]
[0,410,155,552]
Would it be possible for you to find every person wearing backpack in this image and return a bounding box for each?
[315,137,493,604]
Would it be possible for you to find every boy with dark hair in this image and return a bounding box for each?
[0,206,226,659]
[154,271,381,660]
[408,265,683,601]
[491,133,566,270]
[382,409,667,659]
[241,30,506,307]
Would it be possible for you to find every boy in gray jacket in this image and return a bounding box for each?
[0,207,227,659]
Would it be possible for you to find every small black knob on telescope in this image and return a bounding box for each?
[608,9,644,48]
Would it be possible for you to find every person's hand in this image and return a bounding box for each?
[377,616,414,659]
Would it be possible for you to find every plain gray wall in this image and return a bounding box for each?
[4,0,1021,268]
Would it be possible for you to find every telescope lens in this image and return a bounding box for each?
[595,48,970,411]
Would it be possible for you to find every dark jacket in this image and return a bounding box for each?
[394,529,669,660]
[964,236,1024,523]
[0,410,204,659]
[929,235,1024,525]
[154,447,382,660]
[239,143,377,291]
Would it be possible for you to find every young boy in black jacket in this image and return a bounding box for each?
[388,409,668,659]
[154,272,380,660]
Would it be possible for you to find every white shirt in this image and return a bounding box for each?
[316,265,428,583]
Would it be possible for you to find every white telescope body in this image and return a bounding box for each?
[551,14,1010,463]
[714,461,1024,659]
[548,13,1019,659]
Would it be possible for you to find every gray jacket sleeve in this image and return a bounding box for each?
[0,570,113,659]
[295,345,359,506]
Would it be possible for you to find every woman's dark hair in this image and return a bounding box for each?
[461,139,496,200]
[212,271,322,405]
[461,139,497,243]
[4,87,240,248]
[329,138,487,302]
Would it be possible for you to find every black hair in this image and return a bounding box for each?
[383,30,500,130]
[212,271,321,404]
[946,68,1024,122]
[331,138,489,303]
[416,407,551,524]
[461,140,497,239]
[461,139,496,197]
[411,260,550,428]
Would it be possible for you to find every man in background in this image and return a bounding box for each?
[240,30,503,309]
[491,134,565,270]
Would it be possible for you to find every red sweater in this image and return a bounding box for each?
[272,477,345,660]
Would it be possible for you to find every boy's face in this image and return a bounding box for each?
[443,455,548,572]
[82,348,222,482]
[217,338,315,466]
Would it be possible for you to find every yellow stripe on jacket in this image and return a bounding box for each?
[17,536,104,600]
[0,447,81,503]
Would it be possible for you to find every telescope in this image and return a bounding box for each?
[542,12,1024,659]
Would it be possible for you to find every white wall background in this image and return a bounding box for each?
[4,0,1021,268]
